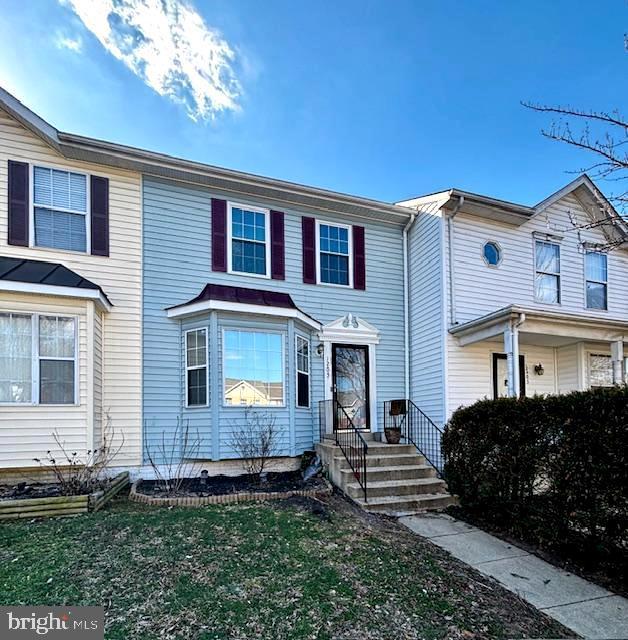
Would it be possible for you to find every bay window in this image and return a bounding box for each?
[0,312,76,405]
[223,330,283,406]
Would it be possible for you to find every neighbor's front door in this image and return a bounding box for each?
[332,344,370,431]
[493,353,526,398]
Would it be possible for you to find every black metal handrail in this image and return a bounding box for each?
[384,399,444,477]
[319,399,368,501]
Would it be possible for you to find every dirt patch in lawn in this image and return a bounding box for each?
[138,470,327,498]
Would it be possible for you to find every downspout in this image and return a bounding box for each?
[403,211,417,399]
[447,195,464,327]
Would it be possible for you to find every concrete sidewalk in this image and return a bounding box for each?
[400,514,628,639]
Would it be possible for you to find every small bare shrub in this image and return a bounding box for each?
[33,414,124,495]
[144,418,202,495]
[230,407,280,483]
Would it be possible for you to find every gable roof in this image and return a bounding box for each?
[0,86,411,225]
[398,175,628,242]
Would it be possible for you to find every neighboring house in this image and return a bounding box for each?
[0,89,142,474]
[400,177,628,428]
[1,86,626,480]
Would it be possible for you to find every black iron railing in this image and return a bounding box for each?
[384,399,444,476]
[319,399,368,501]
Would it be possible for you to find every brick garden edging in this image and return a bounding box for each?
[130,478,332,507]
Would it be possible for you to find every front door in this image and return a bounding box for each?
[493,353,526,398]
[332,344,370,430]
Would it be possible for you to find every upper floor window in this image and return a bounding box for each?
[534,240,561,304]
[318,222,352,286]
[228,203,270,277]
[185,328,208,407]
[223,330,284,406]
[585,251,608,310]
[482,241,502,266]
[0,312,76,405]
[33,166,88,252]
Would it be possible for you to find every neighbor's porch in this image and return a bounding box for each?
[448,305,627,408]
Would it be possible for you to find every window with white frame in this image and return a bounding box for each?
[223,330,283,406]
[535,240,561,303]
[588,354,613,388]
[229,204,269,276]
[185,328,208,407]
[296,335,310,408]
[318,222,351,286]
[0,313,76,405]
[33,166,88,252]
[585,251,608,310]
[588,353,628,387]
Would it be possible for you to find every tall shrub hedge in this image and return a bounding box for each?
[443,386,628,558]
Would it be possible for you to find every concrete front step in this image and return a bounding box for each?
[346,477,447,500]
[334,453,428,469]
[340,464,437,483]
[355,493,458,516]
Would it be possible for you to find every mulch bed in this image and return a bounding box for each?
[137,470,326,498]
[0,480,110,501]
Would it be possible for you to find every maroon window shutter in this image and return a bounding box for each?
[211,198,227,272]
[270,210,285,280]
[302,217,316,284]
[353,225,366,290]
[90,176,109,256]
[7,160,29,247]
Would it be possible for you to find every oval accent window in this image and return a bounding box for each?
[483,241,502,266]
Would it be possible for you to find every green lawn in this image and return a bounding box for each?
[0,495,572,639]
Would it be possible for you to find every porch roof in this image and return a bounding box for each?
[450,305,628,346]
[165,283,321,330]
[0,255,112,311]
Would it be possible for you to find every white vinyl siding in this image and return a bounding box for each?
[0,109,142,468]
[33,166,88,252]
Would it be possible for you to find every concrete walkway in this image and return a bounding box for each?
[400,514,628,639]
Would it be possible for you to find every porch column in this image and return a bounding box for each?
[503,323,521,398]
[611,340,625,385]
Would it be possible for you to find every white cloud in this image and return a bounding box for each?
[55,33,84,52]
[63,0,241,121]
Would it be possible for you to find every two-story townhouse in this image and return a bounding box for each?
[400,176,628,429]
[141,172,411,473]
[0,89,143,476]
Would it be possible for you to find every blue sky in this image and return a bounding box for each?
[1,0,626,205]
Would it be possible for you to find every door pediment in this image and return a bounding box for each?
[319,313,380,344]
